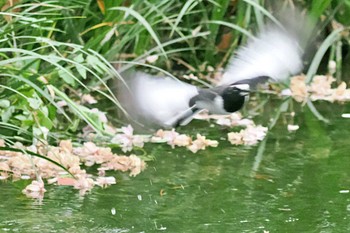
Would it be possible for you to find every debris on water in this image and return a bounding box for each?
[22,179,46,200]
[289,75,350,103]
[160,189,166,196]
[151,129,218,153]
[287,124,299,132]
[278,207,292,212]
[154,221,167,231]
[228,125,267,146]
[285,217,299,223]
[56,177,75,186]
[111,125,148,153]
[95,176,117,188]
[187,134,218,153]
[0,139,146,199]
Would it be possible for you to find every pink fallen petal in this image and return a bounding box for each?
[22,180,46,199]
[57,177,76,186]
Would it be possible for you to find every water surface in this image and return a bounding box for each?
[1,102,350,232]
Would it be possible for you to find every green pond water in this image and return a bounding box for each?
[1,101,350,233]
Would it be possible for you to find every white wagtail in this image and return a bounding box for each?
[119,20,309,128]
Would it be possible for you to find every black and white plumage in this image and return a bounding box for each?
[119,23,306,128]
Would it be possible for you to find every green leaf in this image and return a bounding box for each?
[73,54,85,63]
[28,97,42,110]
[1,106,15,123]
[58,68,76,86]
[48,105,57,121]
[74,54,87,79]
[0,99,10,108]
[76,66,87,79]
[14,115,28,121]
[33,126,49,139]
[310,0,332,21]
[69,118,80,132]
[37,110,54,129]
[86,55,105,74]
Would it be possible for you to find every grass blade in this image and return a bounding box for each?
[110,6,167,58]
[205,20,254,38]
[306,28,343,83]
[170,0,197,37]
[243,0,283,29]
[306,100,329,123]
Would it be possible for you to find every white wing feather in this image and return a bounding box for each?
[123,72,198,127]
[220,27,303,85]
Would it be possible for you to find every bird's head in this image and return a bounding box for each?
[221,84,250,113]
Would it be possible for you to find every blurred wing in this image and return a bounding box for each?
[220,26,303,85]
[119,71,198,128]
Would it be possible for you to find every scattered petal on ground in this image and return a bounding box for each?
[173,134,192,147]
[187,134,218,153]
[151,129,191,148]
[228,125,268,146]
[55,177,74,185]
[111,125,148,152]
[227,132,244,145]
[152,130,218,153]
[146,55,159,63]
[90,108,108,123]
[22,179,46,200]
[183,73,198,80]
[81,94,97,104]
[289,75,350,102]
[0,139,146,199]
[73,174,95,196]
[241,125,268,145]
[194,112,255,128]
[290,75,308,103]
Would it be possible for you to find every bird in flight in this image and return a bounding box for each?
[118,14,310,129]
